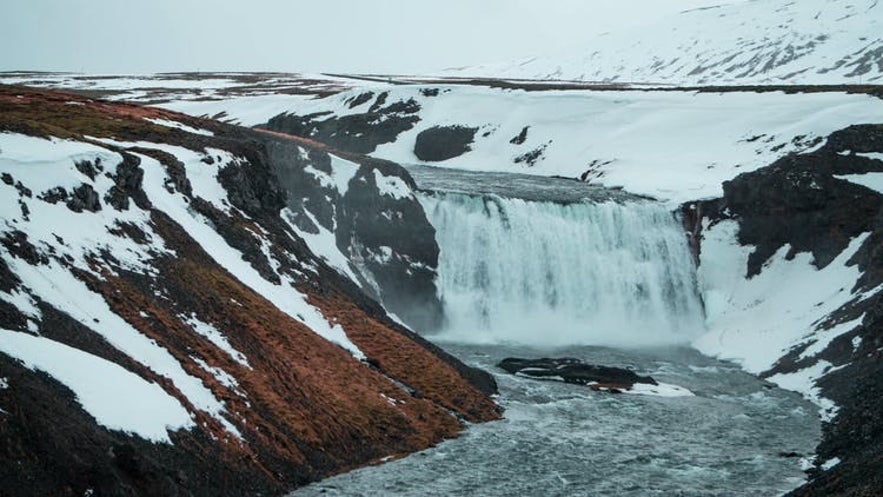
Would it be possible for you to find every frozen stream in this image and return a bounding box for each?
[290,344,819,496]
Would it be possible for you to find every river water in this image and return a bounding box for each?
[290,343,818,497]
[290,165,820,496]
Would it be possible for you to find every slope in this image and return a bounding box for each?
[0,86,499,496]
[450,0,883,85]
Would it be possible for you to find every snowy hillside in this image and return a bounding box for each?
[449,0,883,85]
[0,86,498,496]
[261,84,883,206]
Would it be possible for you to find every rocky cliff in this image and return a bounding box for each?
[0,86,499,496]
[689,124,883,495]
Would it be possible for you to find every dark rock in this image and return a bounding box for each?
[510,126,530,145]
[39,186,68,204]
[74,157,102,180]
[264,139,338,234]
[105,152,151,211]
[336,160,444,332]
[346,91,375,109]
[514,142,549,167]
[263,96,421,154]
[413,125,478,162]
[66,184,101,213]
[497,357,658,388]
[260,134,445,332]
[420,88,440,97]
[0,230,48,265]
[1,172,12,185]
[688,123,883,497]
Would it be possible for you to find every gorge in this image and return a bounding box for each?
[3,9,883,490]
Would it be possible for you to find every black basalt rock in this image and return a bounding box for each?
[414,125,478,162]
[498,357,658,388]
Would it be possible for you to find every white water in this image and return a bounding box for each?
[420,193,705,347]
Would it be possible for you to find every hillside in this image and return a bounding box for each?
[0,86,499,496]
[252,81,883,495]
[449,0,883,85]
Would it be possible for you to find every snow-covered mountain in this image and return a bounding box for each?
[0,86,498,496]
[448,0,883,85]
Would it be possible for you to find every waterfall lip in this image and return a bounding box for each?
[405,163,654,204]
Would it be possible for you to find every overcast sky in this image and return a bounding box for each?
[1,0,736,75]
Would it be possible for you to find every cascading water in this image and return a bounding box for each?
[292,170,819,497]
[419,192,705,347]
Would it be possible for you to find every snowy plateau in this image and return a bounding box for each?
[2,0,883,495]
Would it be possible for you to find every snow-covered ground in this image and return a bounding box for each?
[254,82,883,420]
[448,0,883,85]
[0,126,366,442]
[267,84,883,206]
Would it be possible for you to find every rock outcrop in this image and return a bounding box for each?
[0,86,499,497]
[260,132,445,332]
[690,124,883,496]
[413,125,478,162]
[497,357,658,393]
[262,91,421,154]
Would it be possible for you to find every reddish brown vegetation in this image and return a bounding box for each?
[0,85,499,495]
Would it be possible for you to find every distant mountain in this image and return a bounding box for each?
[448,0,883,85]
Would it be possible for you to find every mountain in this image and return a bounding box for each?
[0,86,499,496]
[447,0,883,85]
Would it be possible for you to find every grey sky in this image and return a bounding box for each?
[1,0,736,74]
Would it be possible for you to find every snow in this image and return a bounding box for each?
[282,208,362,284]
[273,86,883,206]
[144,117,214,136]
[449,0,883,86]
[329,155,360,195]
[694,220,871,418]
[834,173,883,194]
[0,329,193,443]
[3,256,236,425]
[133,151,365,358]
[857,152,883,161]
[624,382,695,398]
[301,154,359,197]
[182,314,251,368]
[158,94,315,126]
[820,457,842,470]
[372,169,413,200]
[768,360,841,422]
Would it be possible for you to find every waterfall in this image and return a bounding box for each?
[419,192,705,347]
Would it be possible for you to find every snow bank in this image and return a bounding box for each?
[270,86,883,206]
[0,329,193,443]
[694,220,870,418]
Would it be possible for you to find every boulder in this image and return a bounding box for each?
[414,125,478,162]
[497,357,658,390]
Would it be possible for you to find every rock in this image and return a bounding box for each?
[414,125,478,162]
[66,184,101,213]
[336,160,445,332]
[497,357,658,389]
[509,126,529,145]
[261,134,445,332]
[263,93,421,154]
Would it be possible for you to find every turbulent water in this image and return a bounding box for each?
[420,192,705,347]
[290,344,819,497]
[288,167,819,496]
